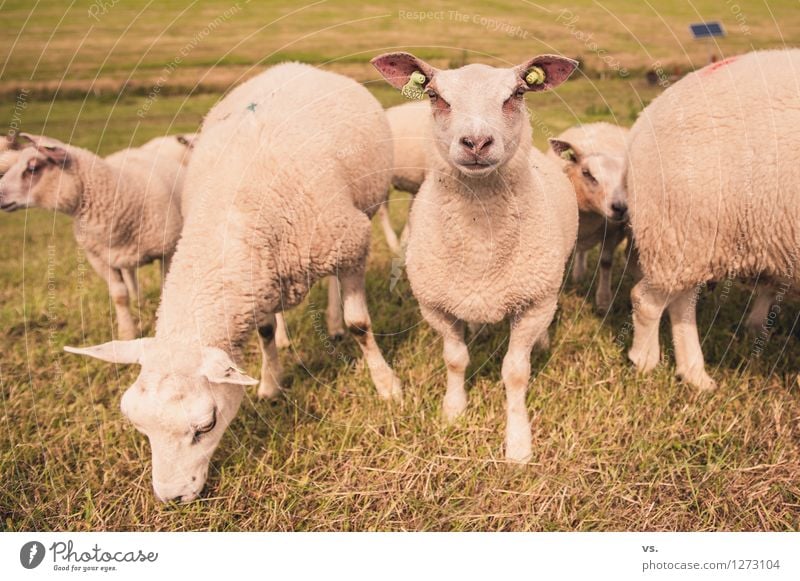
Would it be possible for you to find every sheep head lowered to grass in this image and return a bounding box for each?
[65,340,257,503]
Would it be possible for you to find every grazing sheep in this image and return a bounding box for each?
[547,123,631,312]
[372,52,578,462]
[65,63,402,503]
[626,50,800,391]
[0,134,186,339]
[376,101,432,253]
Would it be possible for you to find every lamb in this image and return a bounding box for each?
[372,52,578,462]
[376,101,431,253]
[546,122,631,312]
[626,50,800,391]
[65,63,402,503]
[0,134,186,339]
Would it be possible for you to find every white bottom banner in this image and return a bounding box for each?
[1,532,797,580]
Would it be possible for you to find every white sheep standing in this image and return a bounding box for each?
[65,63,402,503]
[372,52,578,462]
[546,122,632,312]
[0,133,187,339]
[376,100,431,253]
[626,50,800,391]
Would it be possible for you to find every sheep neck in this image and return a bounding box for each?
[154,219,265,359]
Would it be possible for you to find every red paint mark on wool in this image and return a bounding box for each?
[699,56,740,76]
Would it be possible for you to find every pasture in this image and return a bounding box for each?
[1,1,799,531]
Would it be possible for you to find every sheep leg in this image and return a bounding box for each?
[326,276,345,339]
[745,285,775,335]
[84,250,137,340]
[628,280,668,374]
[340,269,402,401]
[668,287,716,391]
[121,267,139,304]
[160,253,173,291]
[274,313,290,349]
[571,249,588,283]
[421,306,469,422]
[256,314,283,400]
[595,230,624,313]
[377,204,401,255]
[503,297,558,463]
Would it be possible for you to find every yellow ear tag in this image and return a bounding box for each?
[525,66,546,86]
[401,71,427,100]
[560,148,575,161]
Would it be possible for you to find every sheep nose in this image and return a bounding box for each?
[611,201,628,220]
[460,135,494,154]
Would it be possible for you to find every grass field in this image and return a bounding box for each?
[1,1,799,531]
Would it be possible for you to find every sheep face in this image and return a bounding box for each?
[551,139,628,221]
[65,339,256,503]
[372,52,577,178]
[0,139,77,213]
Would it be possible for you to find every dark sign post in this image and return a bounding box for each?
[689,21,726,64]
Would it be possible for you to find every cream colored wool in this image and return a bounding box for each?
[376,100,433,253]
[0,136,185,339]
[626,49,800,390]
[372,52,578,462]
[65,63,401,504]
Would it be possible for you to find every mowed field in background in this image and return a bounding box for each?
[1,1,799,531]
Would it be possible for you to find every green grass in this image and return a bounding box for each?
[1,0,799,531]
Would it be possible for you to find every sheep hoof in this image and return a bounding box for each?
[328,331,345,342]
[505,438,533,464]
[441,394,468,423]
[377,374,403,402]
[678,368,717,392]
[628,346,659,374]
[257,380,282,400]
[595,299,611,315]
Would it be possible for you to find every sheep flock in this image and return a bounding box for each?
[0,48,797,504]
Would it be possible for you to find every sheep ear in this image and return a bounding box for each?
[549,138,579,163]
[371,52,437,90]
[19,133,69,165]
[516,55,578,92]
[200,347,258,386]
[64,338,153,364]
[5,132,21,150]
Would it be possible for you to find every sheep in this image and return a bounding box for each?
[376,101,432,253]
[0,133,186,339]
[65,63,402,503]
[372,52,578,462]
[626,50,800,391]
[546,122,632,312]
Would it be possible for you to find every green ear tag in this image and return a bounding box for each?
[525,66,546,86]
[560,148,575,161]
[401,71,427,100]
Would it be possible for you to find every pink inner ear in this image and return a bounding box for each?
[371,53,425,90]
[527,56,578,90]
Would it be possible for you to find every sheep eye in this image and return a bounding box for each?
[582,168,597,183]
[24,163,40,175]
[192,409,217,443]
[425,89,439,102]
[514,86,527,98]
